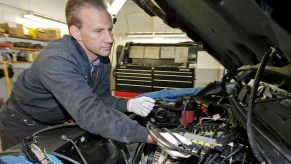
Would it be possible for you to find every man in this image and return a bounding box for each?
[0,0,156,150]
[1,1,192,159]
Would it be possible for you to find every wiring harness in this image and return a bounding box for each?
[147,122,199,158]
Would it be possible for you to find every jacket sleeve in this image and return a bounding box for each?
[39,55,148,144]
[94,62,128,112]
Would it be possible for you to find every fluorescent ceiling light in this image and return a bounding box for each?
[24,11,66,26]
[108,0,126,15]
[127,32,187,38]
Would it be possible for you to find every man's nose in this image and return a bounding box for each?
[105,31,113,43]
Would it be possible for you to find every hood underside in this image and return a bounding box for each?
[133,0,291,75]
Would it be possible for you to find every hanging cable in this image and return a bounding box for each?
[61,135,88,164]
[219,146,244,164]
[32,122,77,136]
[247,47,277,164]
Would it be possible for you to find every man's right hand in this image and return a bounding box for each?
[157,132,192,159]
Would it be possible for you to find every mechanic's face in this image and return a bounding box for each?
[77,6,113,60]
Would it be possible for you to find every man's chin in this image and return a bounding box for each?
[98,53,110,57]
[96,48,112,57]
[98,51,111,57]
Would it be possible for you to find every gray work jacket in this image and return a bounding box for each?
[10,35,148,143]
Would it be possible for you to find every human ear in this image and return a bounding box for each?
[69,25,81,41]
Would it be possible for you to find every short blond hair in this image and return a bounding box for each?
[65,0,108,29]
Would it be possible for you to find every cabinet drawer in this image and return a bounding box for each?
[116,79,151,85]
[153,80,193,88]
[116,74,152,79]
[153,74,193,81]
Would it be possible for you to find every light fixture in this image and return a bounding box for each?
[127,32,187,38]
[108,0,126,15]
[24,11,66,26]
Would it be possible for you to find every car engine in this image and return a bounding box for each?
[132,68,291,164]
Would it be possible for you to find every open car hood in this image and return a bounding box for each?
[131,1,291,163]
[133,0,291,75]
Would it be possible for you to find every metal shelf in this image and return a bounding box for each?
[1,47,41,51]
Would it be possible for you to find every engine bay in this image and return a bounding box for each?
[139,88,252,163]
[133,68,291,164]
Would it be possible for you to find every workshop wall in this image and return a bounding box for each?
[0,0,68,35]
[0,0,223,99]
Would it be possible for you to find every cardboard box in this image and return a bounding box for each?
[36,28,49,40]
[16,24,25,37]
[0,22,24,37]
[0,27,5,33]
[46,28,57,40]
[45,28,61,40]
[0,22,17,36]
[55,28,61,38]
[36,28,61,41]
